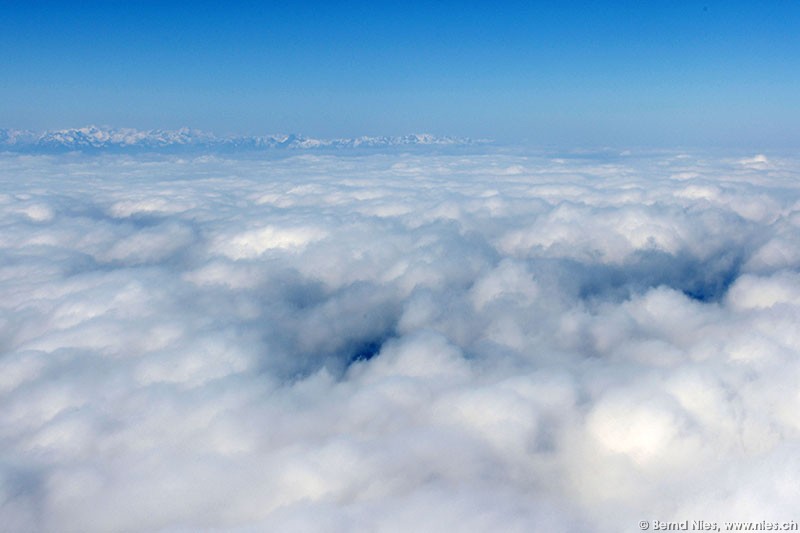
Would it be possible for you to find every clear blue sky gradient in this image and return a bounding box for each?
[1,1,798,146]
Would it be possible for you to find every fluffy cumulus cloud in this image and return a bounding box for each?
[1,148,799,532]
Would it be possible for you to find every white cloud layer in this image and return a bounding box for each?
[1,149,799,532]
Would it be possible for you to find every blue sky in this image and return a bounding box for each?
[1,1,798,146]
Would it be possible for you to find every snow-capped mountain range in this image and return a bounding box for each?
[0,126,481,153]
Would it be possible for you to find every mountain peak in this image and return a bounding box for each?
[0,126,483,153]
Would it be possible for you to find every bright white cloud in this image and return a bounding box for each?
[0,149,799,532]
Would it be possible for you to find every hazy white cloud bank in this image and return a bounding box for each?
[1,149,799,532]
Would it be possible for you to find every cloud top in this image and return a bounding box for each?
[0,149,799,531]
